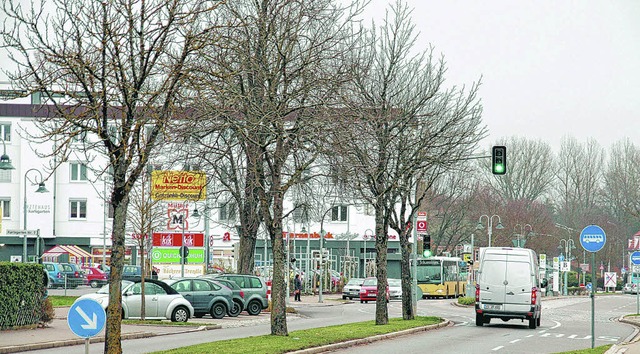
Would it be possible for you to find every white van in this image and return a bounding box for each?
[475,247,547,329]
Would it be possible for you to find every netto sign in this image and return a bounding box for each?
[150,171,207,201]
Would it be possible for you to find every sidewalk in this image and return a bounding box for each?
[0,294,344,354]
[606,316,640,354]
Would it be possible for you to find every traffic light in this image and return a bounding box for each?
[422,234,432,257]
[492,145,506,175]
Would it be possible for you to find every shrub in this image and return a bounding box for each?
[457,296,475,306]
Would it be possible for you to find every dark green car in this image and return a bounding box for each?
[199,276,246,317]
[212,274,268,316]
[164,278,233,319]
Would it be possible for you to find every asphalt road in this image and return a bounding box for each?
[24,294,640,354]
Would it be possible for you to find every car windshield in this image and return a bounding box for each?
[363,278,377,286]
[347,278,363,286]
[97,280,133,294]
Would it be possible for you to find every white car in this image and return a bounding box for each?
[388,278,402,300]
[76,279,194,322]
[342,278,364,300]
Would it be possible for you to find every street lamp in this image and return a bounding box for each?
[476,214,504,247]
[513,223,533,248]
[24,169,49,263]
[180,201,197,277]
[558,238,576,296]
[0,138,15,170]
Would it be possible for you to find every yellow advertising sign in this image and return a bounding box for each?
[150,171,207,201]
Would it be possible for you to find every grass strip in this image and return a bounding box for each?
[153,316,441,354]
[553,345,612,354]
[48,295,78,307]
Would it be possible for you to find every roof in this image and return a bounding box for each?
[42,245,93,259]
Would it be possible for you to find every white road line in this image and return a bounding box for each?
[509,339,521,344]
[526,334,534,338]
[492,346,504,351]
[550,320,561,329]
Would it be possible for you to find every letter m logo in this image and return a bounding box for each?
[167,209,187,230]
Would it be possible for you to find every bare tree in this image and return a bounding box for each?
[484,137,555,204]
[334,1,485,323]
[553,136,605,228]
[190,0,366,336]
[0,1,219,352]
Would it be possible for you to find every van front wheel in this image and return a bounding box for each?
[475,313,484,326]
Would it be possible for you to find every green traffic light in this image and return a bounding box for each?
[494,164,504,174]
[422,250,432,257]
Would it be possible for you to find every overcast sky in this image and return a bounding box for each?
[364,0,640,152]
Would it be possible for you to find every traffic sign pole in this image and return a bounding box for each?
[579,224,606,350]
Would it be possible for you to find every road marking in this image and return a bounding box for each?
[567,335,577,339]
[454,321,468,326]
[509,339,521,344]
[492,346,504,351]
[526,334,534,338]
[555,334,565,338]
[550,320,561,329]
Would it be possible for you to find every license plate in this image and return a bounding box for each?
[484,304,502,310]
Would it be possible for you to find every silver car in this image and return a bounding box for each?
[388,278,402,300]
[77,279,194,322]
[342,278,364,300]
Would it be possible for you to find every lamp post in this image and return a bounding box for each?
[513,223,533,248]
[179,201,196,278]
[318,207,334,303]
[476,214,504,247]
[558,238,576,296]
[23,169,49,263]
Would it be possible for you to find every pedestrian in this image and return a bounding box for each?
[294,274,302,302]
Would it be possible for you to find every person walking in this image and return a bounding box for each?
[294,274,302,302]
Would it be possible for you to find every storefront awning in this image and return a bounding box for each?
[42,245,93,263]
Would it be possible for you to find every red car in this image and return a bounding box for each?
[83,266,108,288]
[359,277,389,303]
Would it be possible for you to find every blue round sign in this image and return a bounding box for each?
[68,299,106,338]
[579,225,606,253]
[631,251,640,266]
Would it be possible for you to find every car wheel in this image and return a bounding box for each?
[90,280,99,288]
[342,296,347,300]
[210,302,227,319]
[171,306,190,322]
[227,300,242,317]
[528,317,537,329]
[360,300,363,303]
[475,313,484,326]
[246,300,262,316]
[536,314,541,327]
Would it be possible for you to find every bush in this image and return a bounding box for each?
[40,298,55,325]
[457,296,474,306]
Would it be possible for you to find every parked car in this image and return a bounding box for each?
[122,265,158,281]
[60,263,87,288]
[211,274,268,315]
[387,278,402,300]
[342,278,364,300]
[359,277,389,303]
[164,278,233,319]
[199,275,246,317]
[77,279,194,322]
[624,283,638,294]
[83,266,108,288]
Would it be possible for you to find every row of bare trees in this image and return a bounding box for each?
[4,0,639,353]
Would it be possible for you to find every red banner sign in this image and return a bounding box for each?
[152,232,204,247]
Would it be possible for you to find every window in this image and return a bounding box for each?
[293,203,309,223]
[107,202,114,219]
[0,199,10,218]
[71,130,87,143]
[70,163,88,181]
[70,199,87,219]
[218,201,237,221]
[0,123,10,142]
[331,205,348,222]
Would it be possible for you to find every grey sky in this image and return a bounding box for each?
[365,0,640,152]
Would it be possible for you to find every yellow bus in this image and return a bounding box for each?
[416,256,467,298]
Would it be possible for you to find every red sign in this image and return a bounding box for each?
[152,232,204,247]
[417,220,428,233]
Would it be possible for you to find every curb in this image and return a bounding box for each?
[0,325,221,354]
[604,316,640,354]
[287,320,451,354]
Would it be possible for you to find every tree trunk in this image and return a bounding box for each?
[374,209,389,325]
[238,141,262,274]
[104,190,130,354]
[399,228,414,320]
[269,185,288,335]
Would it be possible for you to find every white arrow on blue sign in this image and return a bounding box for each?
[631,251,640,266]
[579,225,606,253]
[68,299,106,338]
